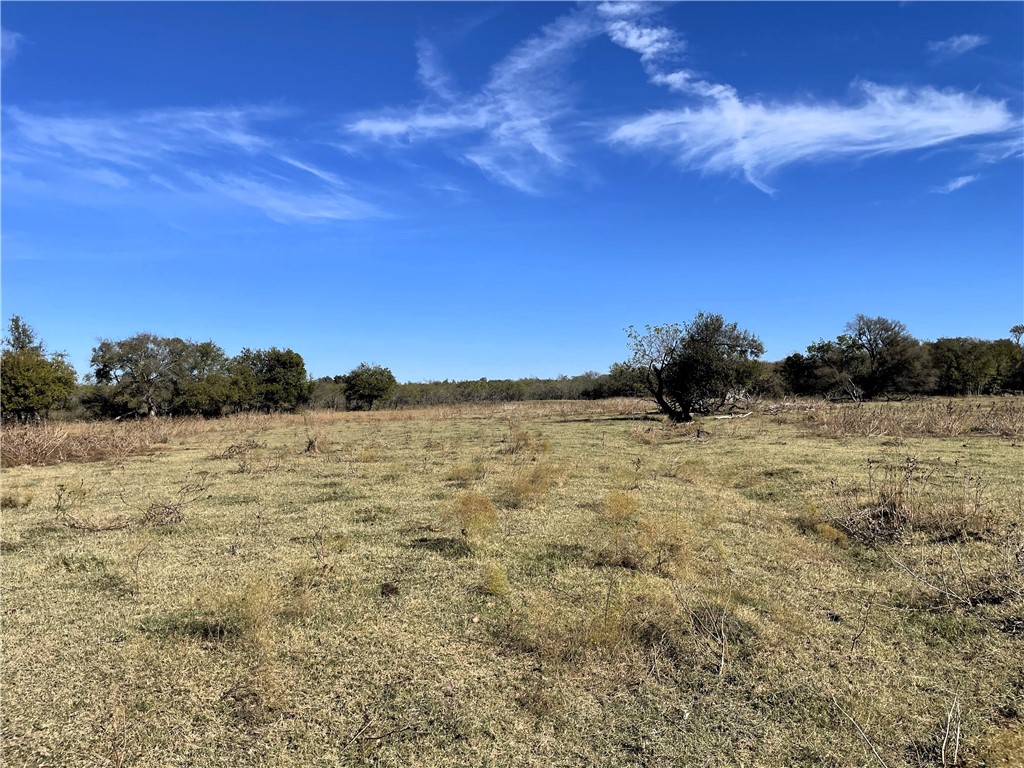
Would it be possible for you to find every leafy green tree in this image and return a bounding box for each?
[1005,326,1024,392]
[803,336,867,399]
[844,315,929,398]
[779,352,820,396]
[169,339,233,417]
[90,334,232,417]
[342,363,397,411]
[605,362,646,397]
[1,316,78,421]
[929,338,1005,395]
[627,313,764,422]
[231,348,311,412]
[5,316,43,354]
[91,334,176,417]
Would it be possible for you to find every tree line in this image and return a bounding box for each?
[2,314,1022,422]
[0,320,401,421]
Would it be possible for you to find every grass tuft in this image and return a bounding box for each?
[477,561,512,596]
[443,492,499,543]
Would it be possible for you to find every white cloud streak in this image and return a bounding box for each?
[347,10,603,193]
[931,174,980,194]
[7,7,1017,207]
[416,39,458,103]
[4,106,275,166]
[1,26,24,67]
[597,4,734,101]
[347,4,1018,195]
[600,5,1016,194]
[928,34,988,58]
[611,83,1016,194]
[3,106,378,222]
[186,173,376,222]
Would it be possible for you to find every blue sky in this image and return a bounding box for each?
[2,1,1022,382]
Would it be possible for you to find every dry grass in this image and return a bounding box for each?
[1,417,213,467]
[476,561,511,597]
[443,492,499,544]
[802,398,1024,439]
[2,397,1022,767]
[444,458,489,487]
[826,454,1003,544]
[593,490,690,574]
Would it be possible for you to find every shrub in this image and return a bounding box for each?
[181,579,281,652]
[445,459,489,487]
[0,491,32,510]
[444,493,499,544]
[827,456,999,544]
[502,463,560,508]
[478,562,511,597]
[1,418,207,468]
[342,363,397,411]
[627,314,764,423]
[594,491,689,574]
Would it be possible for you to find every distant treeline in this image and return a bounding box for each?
[2,314,1022,422]
[312,363,643,410]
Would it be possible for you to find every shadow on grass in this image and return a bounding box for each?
[536,542,587,570]
[409,536,471,559]
[550,413,661,425]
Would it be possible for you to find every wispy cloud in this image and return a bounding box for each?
[3,106,378,222]
[928,34,988,58]
[599,6,1016,194]
[597,4,735,101]
[348,4,1017,196]
[416,39,459,103]
[4,106,276,166]
[346,10,603,193]
[1,26,25,68]
[610,83,1016,194]
[186,173,376,222]
[931,174,980,194]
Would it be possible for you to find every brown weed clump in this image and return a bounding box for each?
[444,459,489,487]
[827,456,1000,545]
[122,470,212,529]
[478,561,512,596]
[806,400,1024,440]
[630,423,663,446]
[217,436,266,459]
[444,492,499,544]
[0,491,32,510]
[505,584,754,678]
[594,491,689,575]
[500,420,549,456]
[503,462,560,508]
[179,579,281,652]
[793,504,850,548]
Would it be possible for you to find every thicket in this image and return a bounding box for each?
[779,317,1024,400]
[3,315,1022,423]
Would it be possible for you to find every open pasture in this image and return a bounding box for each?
[2,399,1022,767]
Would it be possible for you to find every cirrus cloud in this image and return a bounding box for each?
[346,9,603,194]
[931,174,980,194]
[3,105,380,222]
[1,26,25,68]
[928,34,988,58]
[610,82,1016,194]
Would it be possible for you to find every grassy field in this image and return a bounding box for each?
[1,399,1022,767]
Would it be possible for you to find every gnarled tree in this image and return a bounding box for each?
[628,313,764,422]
